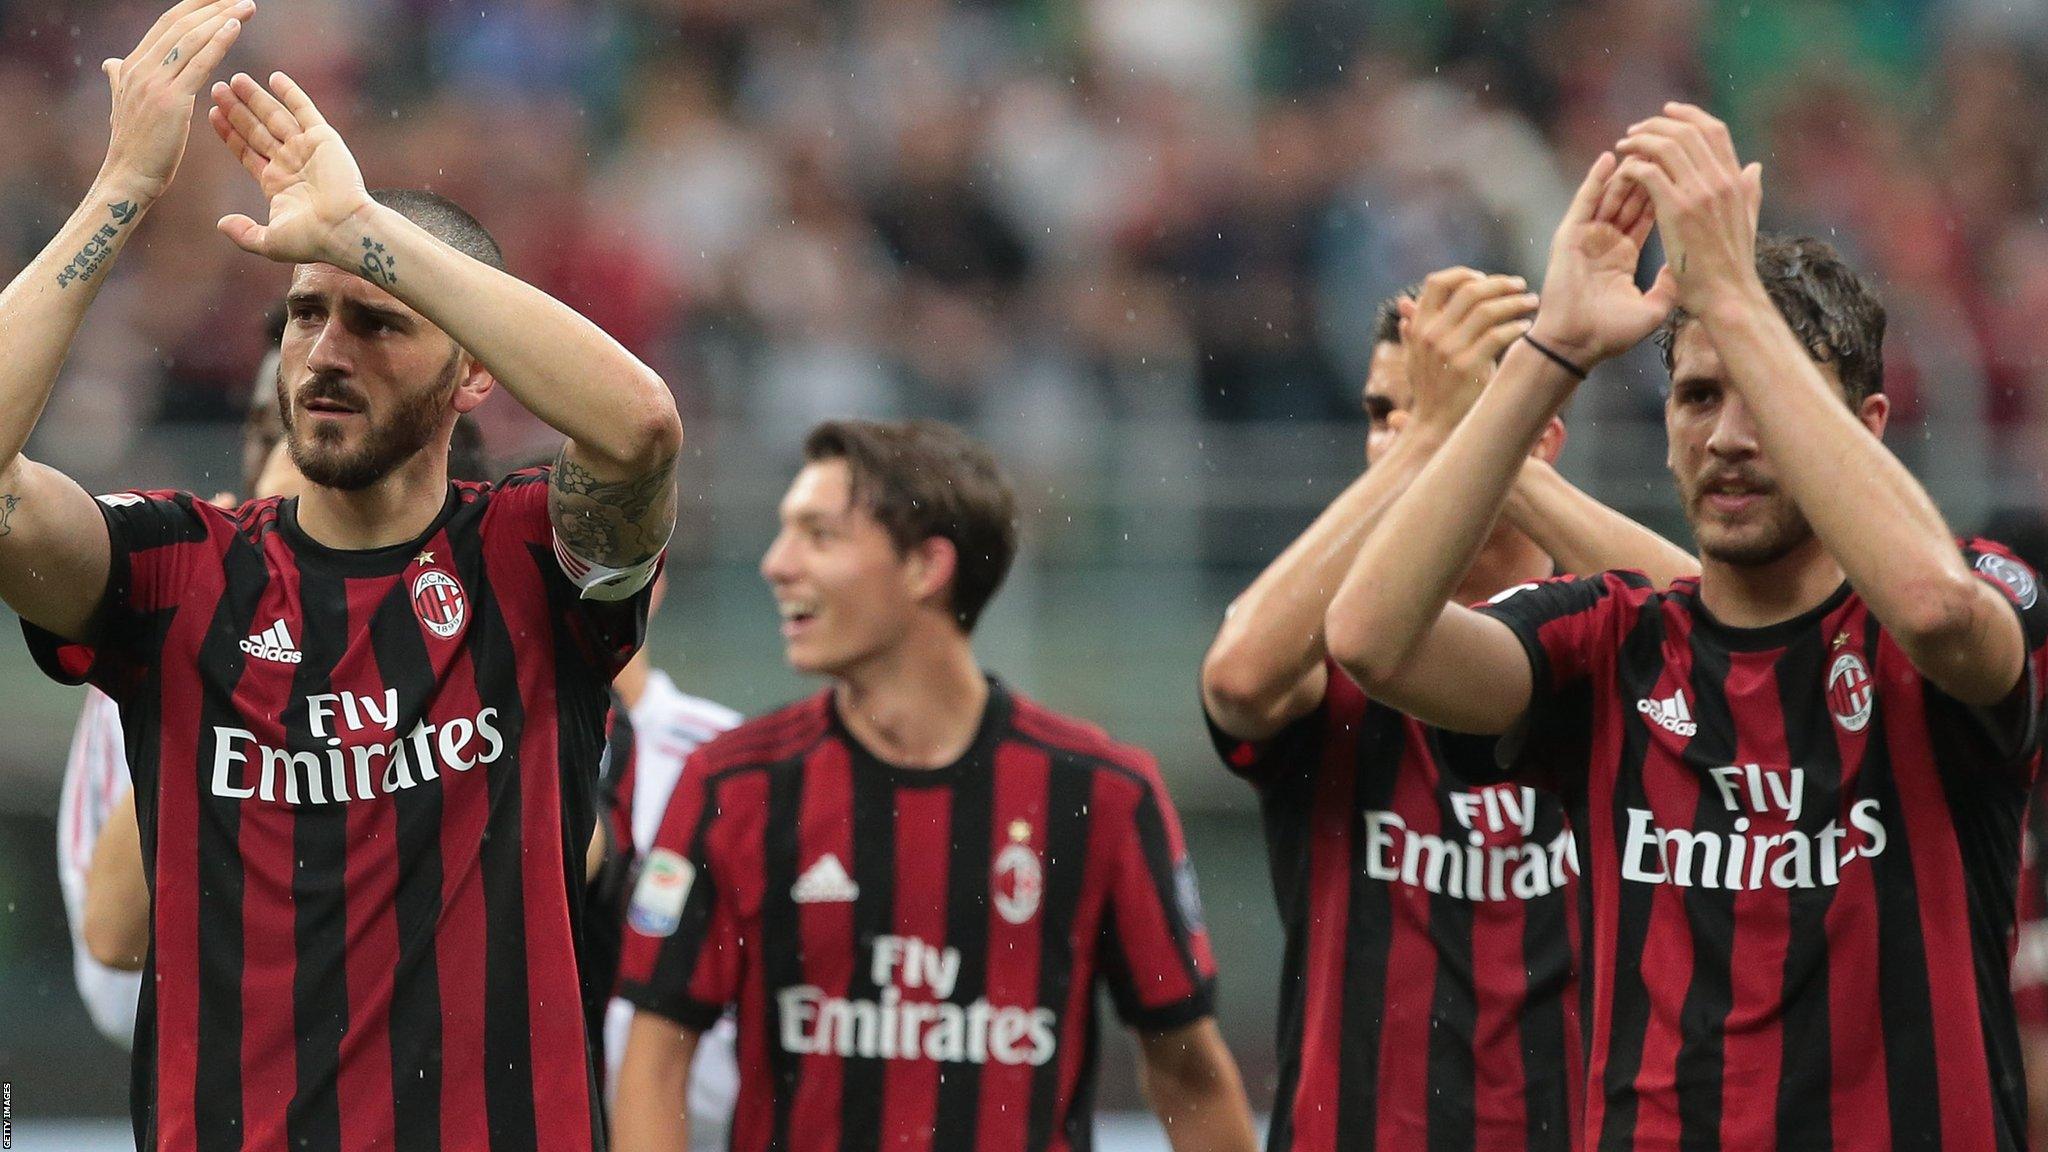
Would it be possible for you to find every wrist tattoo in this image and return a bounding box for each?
[360,237,398,287]
[55,200,139,290]
[0,493,20,537]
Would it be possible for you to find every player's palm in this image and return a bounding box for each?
[1531,152,1676,366]
[235,125,371,264]
[208,71,373,266]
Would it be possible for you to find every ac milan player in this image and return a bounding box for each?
[1200,268,1696,1151]
[1327,102,2048,1149]
[613,420,1258,1152]
[66,353,491,1026]
[0,3,682,1148]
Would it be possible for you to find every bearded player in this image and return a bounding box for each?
[1329,104,2048,1149]
[1201,267,1696,1150]
[0,2,681,1147]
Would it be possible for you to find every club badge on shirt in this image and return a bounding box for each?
[412,568,468,639]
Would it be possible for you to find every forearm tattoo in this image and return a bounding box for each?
[0,493,20,537]
[55,200,139,289]
[360,237,398,288]
[548,445,677,567]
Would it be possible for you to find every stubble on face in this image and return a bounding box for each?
[279,345,462,492]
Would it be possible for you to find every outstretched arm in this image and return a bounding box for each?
[1325,152,1677,732]
[0,0,251,639]
[1505,458,1699,587]
[1201,269,1536,739]
[1617,104,2023,704]
[208,72,682,576]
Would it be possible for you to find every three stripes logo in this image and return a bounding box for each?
[1636,688,1697,737]
[240,620,303,665]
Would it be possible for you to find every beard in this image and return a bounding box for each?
[1684,484,1817,568]
[278,349,461,492]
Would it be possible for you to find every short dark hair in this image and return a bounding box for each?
[802,419,1019,632]
[368,189,505,272]
[1658,235,1886,403]
[1372,286,1418,347]
[448,416,490,482]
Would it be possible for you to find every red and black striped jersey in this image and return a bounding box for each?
[618,679,1217,1152]
[2012,778,2048,1034]
[1207,657,1581,1152]
[1476,540,2048,1151]
[23,470,650,1152]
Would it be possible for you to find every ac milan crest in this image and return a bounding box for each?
[993,835,1043,926]
[1827,651,1874,734]
[411,569,468,639]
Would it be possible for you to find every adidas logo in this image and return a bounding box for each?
[1636,689,1696,737]
[791,853,859,904]
[240,620,303,665]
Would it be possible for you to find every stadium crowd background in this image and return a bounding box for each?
[3,0,2048,1137]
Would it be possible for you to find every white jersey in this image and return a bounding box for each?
[55,687,145,1049]
[604,670,744,1150]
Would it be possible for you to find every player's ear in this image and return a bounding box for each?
[452,350,494,414]
[905,536,959,612]
[1857,392,1889,440]
[1531,416,1566,464]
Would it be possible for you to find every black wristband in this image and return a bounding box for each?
[1521,332,1589,380]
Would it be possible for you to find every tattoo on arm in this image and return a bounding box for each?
[360,237,398,288]
[548,446,678,567]
[0,493,20,537]
[54,201,139,290]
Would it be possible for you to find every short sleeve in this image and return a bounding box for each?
[1948,540,2048,765]
[21,490,209,693]
[484,469,655,680]
[1201,659,1343,793]
[1100,758,1217,1031]
[616,751,740,1031]
[1474,570,1649,789]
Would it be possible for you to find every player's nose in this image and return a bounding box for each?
[1704,392,1761,458]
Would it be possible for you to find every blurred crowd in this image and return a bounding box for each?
[2,0,2047,484]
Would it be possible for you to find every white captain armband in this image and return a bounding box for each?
[552,531,663,602]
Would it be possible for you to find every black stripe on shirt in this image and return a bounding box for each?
[369,584,446,1152]
[286,564,351,1152]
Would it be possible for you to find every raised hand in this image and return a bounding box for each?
[1401,267,1539,436]
[101,0,253,201]
[208,71,375,270]
[1524,151,1677,370]
[1613,102,1764,315]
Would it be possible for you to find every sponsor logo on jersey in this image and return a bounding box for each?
[1977,551,2040,610]
[411,569,467,639]
[209,688,506,805]
[1365,784,1578,901]
[1637,688,1697,737]
[777,935,1057,1066]
[629,849,695,937]
[240,620,304,665]
[1622,764,1888,891]
[94,493,145,508]
[1827,652,1875,733]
